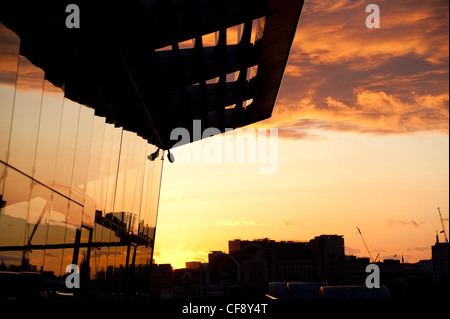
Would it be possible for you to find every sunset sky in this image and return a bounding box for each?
[154,0,449,269]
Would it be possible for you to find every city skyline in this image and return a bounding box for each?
[154,0,449,270]
[150,235,448,300]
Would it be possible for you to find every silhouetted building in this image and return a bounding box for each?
[309,235,345,282]
[0,0,303,299]
[228,239,313,283]
[432,241,449,285]
[185,262,202,270]
[150,236,447,300]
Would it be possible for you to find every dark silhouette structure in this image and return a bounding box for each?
[0,0,304,150]
[151,236,447,300]
[0,0,304,299]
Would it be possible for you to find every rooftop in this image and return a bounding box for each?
[0,0,305,149]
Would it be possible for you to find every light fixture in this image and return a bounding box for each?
[147,148,160,161]
[167,150,175,163]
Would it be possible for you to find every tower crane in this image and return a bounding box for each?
[437,207,448,243]
[357,227,379,263]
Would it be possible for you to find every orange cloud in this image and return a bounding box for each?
[293,0,448,66]
[266,89,448,138]
[263,0,449,139]
[215,220,266,227]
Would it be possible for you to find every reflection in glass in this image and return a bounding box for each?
[206,77,220,85]
[251,17,266,45]
[227,23,245,46]
[0,162,5,201]
[114,130,132,214]
[0,23,20,163]
[0,168,32,269]
[99,123,119,216]
[53,100,80,198]
[202,31,219,48]
[85,117,106,227]
[34,81,64,187]
[155,45,172,52]
[91,222,103,280]
[62,202,82,274]
[26,182,51,272]
[78,227,91,273]
[71,106,95,206]
[43,193,68,277]
[247,65,259,82]
[226,71,240,83]
[179,38,195,50]
[8,56,44,176]
[0,21,165,295]
[130,138,148,234]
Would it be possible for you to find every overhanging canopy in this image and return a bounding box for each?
[0,0,304,150]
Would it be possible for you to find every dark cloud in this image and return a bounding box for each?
[388,219,425,228]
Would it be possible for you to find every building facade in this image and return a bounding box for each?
[228,239,314,284]
[309,235,345,282]
[432,241,449,285]
[0,22,164,297]
[0,0,304,298]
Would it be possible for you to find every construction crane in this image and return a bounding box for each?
[357,227,379,263]
[437,207,448,243]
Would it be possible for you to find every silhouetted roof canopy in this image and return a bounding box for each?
[0,0,304,149]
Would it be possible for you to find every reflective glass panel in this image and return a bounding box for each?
[34,81,64,187]
[78,226,91,271]
[43,192,68,277]
[98,123,116,215]
[227,24,245,46]
[251,17,266,45]
[247,65,258,82]
[179,38,195,50]
[0,163,5,205]
[202,31,219,48]
[71,106,95,205]
[114,130,132,214]
[226,71,240,83]
[0,168,32,269]
[129,138,147,234]
[63,202,81,277]
[0,23,20,163]
[27,181,52,272]
[8,56,44,176]
[90,222,103,280]
[53,100,80,198]
[85,117,106,227]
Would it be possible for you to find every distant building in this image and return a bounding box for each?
[309,235,345,282]
[228,239,312,283]
[227,237,344,284]
[185,262,203,270]
[432,240,449,285]
[151,235,445,299]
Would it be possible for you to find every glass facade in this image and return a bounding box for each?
[0,23,164,298]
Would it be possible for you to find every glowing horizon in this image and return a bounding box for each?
[154,0,449,269]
